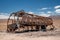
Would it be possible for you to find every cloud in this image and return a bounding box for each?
[54,5,60,13]
[55,9,60,13]
[54,5,60,9]
[0,15,9,19]
[47,11,52,14]
[27,11,34,14]
[38,7,51,10]
[28,11,50,17]
[0,12,10,19]
[0,13,9,15]
[39,8,48,10]
[38,12,50,17]
[0,14,15,19]
[39,13,50,17]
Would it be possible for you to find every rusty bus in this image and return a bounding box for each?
[7,10,55,32]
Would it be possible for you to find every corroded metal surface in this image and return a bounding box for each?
[7,10,55,32]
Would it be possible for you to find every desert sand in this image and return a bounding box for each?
[0,19,60,40]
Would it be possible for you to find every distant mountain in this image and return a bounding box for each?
[49,15,60,20]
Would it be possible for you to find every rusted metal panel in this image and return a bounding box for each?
[7,10,55,32]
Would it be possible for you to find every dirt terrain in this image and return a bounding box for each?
[0,19,60,40]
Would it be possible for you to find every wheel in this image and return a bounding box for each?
[41,25,46,31]
[36,26,39,31]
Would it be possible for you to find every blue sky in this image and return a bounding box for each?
[0,0,60,18]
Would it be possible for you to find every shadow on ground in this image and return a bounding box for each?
[15,30,42,33]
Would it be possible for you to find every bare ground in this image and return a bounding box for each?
[0,30,60,40]
[0,19,60,40]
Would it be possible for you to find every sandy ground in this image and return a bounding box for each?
[0,19,60,40]
[0,30,60,40]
